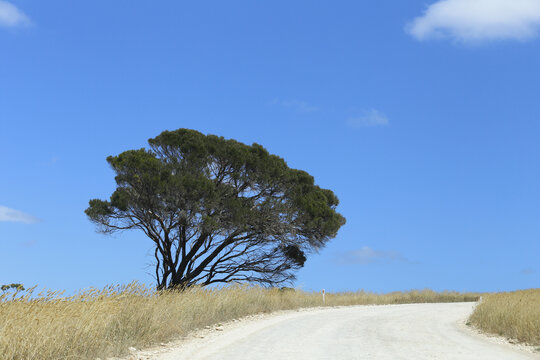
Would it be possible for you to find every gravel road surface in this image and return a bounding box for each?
[146,302,538,360]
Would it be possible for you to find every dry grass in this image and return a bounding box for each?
[468,288,540,346]
[0,283,478,360]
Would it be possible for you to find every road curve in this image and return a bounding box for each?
[156,303,538,360]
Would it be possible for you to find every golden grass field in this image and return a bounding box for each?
[468,288,540,347]
[0,283,478,360]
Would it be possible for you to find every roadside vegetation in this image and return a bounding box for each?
[0,283,478,360]
[468,288,540,346]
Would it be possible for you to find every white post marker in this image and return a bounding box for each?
[322,289,326,305]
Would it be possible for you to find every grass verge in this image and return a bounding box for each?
[1,283,479,360]
[468,288,540,346]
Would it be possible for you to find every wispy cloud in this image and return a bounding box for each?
[0,1,30,28]
[0,206,39,223]
[335,246,411,265]
[21,239,37,248]
[41,156,59,167]
[271,99,319,113]
[348,109,389,128]
[407,0,540,43]
[521,268,535,275]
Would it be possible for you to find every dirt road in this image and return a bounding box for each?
[147,302,538,360]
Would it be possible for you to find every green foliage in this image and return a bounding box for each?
[1,283,24,292]
[86,129,346,288]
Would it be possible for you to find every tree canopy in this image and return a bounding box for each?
[85,129,345,289]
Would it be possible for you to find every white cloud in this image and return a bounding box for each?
[0,206,39,223]
[348,109,389,127]
[0,0,30,28]
[272,99,319,113]
[408,0,540,42]
[335,246,409,265]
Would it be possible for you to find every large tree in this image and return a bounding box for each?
[86,129,345,289]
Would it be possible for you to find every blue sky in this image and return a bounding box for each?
[1,0,539,294]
